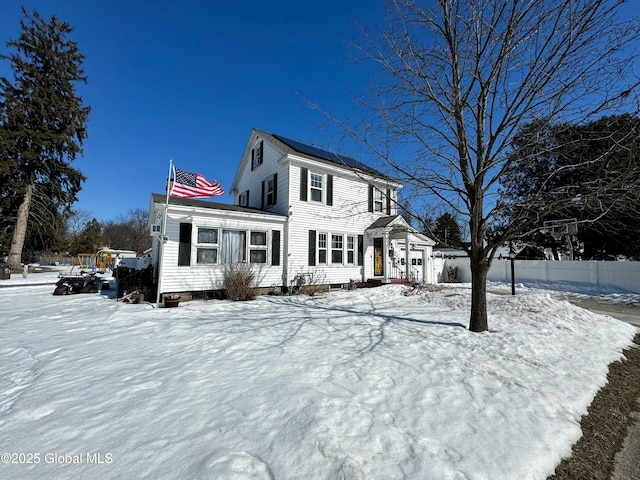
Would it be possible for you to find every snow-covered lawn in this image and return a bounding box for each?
[0,273,637,479]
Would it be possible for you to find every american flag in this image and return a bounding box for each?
[170,167,224,198]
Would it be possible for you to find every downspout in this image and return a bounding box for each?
[284,206,292,292]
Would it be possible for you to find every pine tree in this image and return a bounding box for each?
[73,218,103,255]
[0,8,90,268]
[434,213,462,247]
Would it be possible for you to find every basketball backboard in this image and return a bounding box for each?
[543,218,578,238]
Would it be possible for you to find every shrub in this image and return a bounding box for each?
[223,263,256,301]
[297,269,328,296]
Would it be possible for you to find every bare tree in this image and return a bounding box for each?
[102,209,151,254]
[124,208,152,254]
[336,0,640,331]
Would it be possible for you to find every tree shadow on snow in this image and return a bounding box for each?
[231,295,467,356]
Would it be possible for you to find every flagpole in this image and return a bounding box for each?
[155,159,173,307]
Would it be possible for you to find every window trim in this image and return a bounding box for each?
[267,177,275,205]
[331,234,344,264]
[346,235,355,265]
[310,172,323,203]
[183,226,281,266]
[221,229,247,264]
[195,227,219,265]
[369,185,394,214]
[301,169,333,205]
[248,230,268,263]
[310,231,360,267]
[251,140,264,170]
[373,188,384,213]
[318,232,328,264]
[239,190,249,207]
[266,173,277,206]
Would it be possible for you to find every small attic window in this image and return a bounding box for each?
[239,190,249,207]
[251,140,264,170]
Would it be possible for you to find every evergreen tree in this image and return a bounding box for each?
[0,9,90,268]
[500,114,640,258]
[433,213,463,247]
[72,218,103,255]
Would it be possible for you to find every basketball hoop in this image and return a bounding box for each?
[543,218,578,242]
[543,219,578,260]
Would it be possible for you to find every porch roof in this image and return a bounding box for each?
[367,215,436,245]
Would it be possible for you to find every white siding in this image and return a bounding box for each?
[233,135,290,216]
[154,130,412,294]
[157,207,286,294]
[287,162,392,285]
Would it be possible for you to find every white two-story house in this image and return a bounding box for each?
[149,128,435,298]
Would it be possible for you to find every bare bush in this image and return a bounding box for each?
[223,263,256,301]
[294,269,328,296]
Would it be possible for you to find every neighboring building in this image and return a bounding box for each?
[149,129,435,297]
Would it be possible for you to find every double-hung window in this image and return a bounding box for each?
[266,176,276,206]
[373,188,384,212]
[300,168,333,205]
[196,227,218,264]
[309,230,358,267]
[331,234,343,264]
[346,235,355,264]
[251,140,263,170]
[318,233,327,264]
[310,173,323,202]
[239,190,249,207]
[249,231,267,263]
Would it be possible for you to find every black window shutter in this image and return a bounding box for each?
[261,180,265,209]
[326,174,333,206]
[178,223,192,266]
[259,140,264,164]
[308,230,316,266]
[357,234,364,266]
[386,188,391,215]
[300,167,308,201]
[368,185,374,212]
[251,149,255,171]
[273,173,278,205]
[272,230,281,266]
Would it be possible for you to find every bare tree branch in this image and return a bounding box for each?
[324,0,640,331]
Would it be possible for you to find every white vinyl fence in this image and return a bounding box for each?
[434,257,640,294]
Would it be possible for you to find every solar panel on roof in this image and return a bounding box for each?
[273,134,387,178]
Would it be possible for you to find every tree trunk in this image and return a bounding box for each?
[468,251,490,332]
[8,183,32,270]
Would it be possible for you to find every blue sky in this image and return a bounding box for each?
[0,0,385,222]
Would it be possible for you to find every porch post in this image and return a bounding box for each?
[405,231,411,281]
[422,248,427,283]
[383,231,390,283]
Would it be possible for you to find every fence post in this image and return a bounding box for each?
[544,260,549,282]
[505,259,510,284]
[593,261,600,288]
